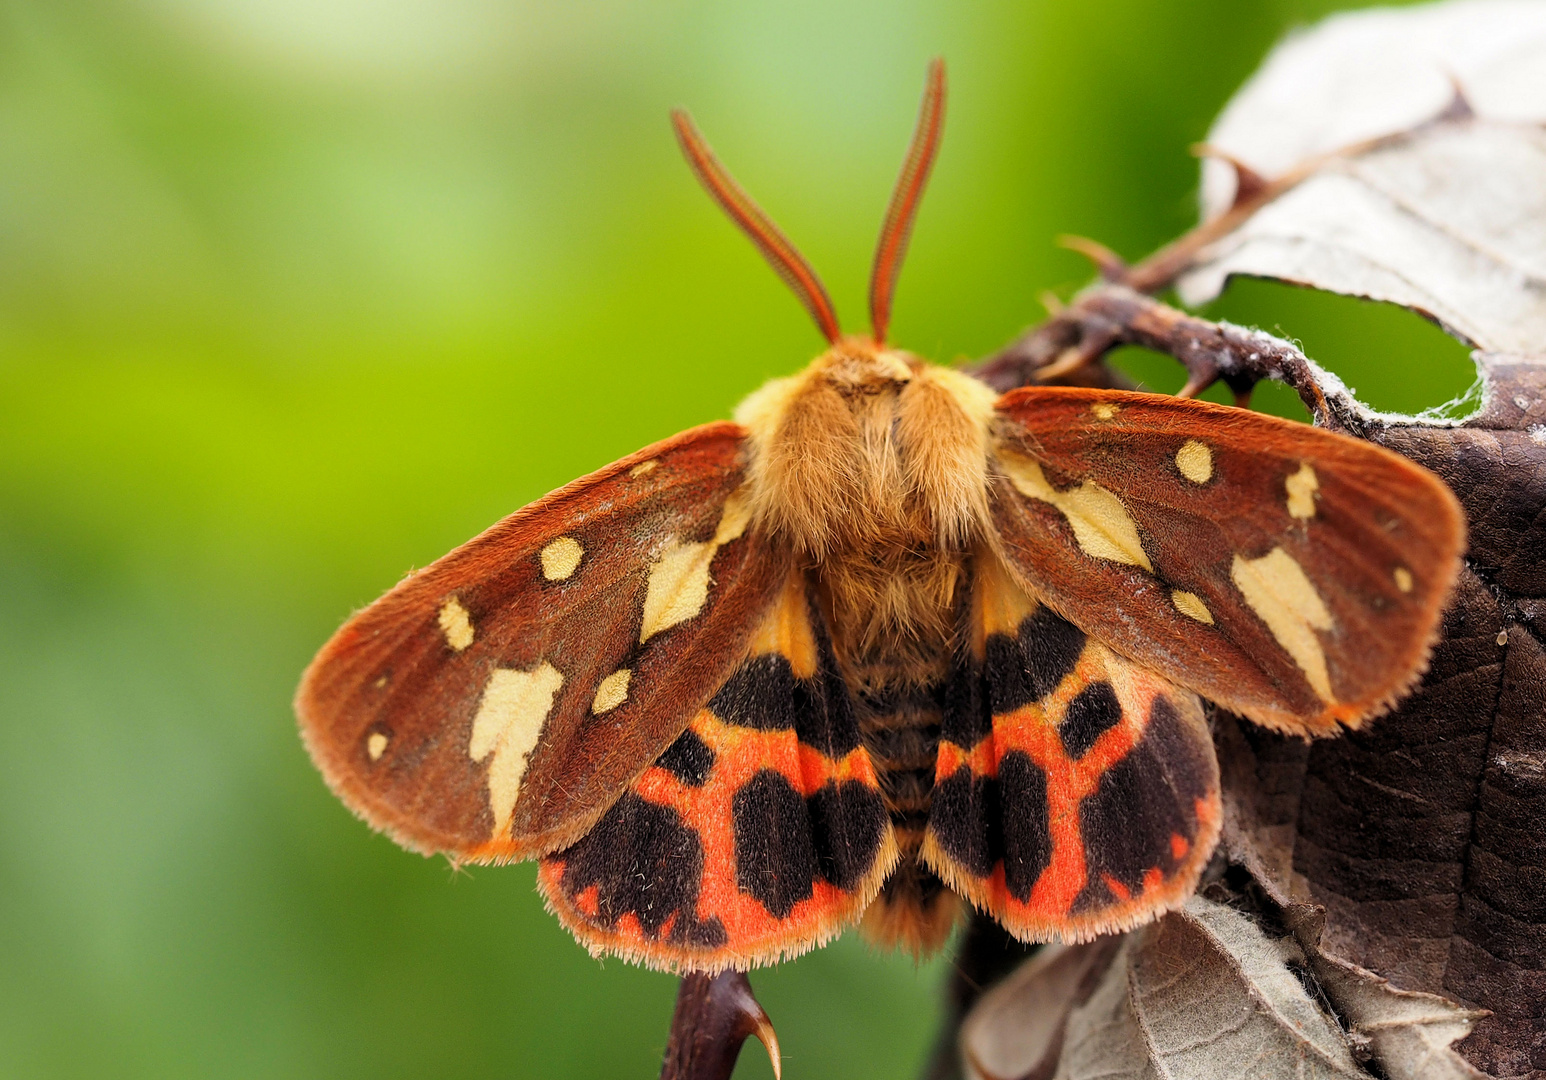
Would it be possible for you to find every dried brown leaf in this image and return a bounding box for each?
[1175,0,1546,354]
[964,897,1368,1080]
[948,5,1546,1078]
[959,896,1495,1080]
[1285,905,1490,1080]
[958,938,1121,1080]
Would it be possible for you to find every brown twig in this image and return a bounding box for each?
[971,88,1480,416]
[660,971,781,1080]
[969,284,1364,433]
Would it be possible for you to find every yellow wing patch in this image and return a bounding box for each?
[437,597,475,651]
[639,490,754,642]
[999,452,1153,572]
[1285,463,1318,519]
[1230,548,1334,701]
[1170,590,1215,625]
[469,662,565,839]
[1175,440,1213,484]
[591,669,632,714]
[540,537,585,581]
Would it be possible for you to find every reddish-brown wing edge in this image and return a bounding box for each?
[990,386,1467,735]
[295,420,767,862]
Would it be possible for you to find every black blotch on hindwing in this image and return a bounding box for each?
[1060,681,1122,759]
[1019,608,1087,700]
[557,793,728,948]
[1078,698,1208,895]
[710,655,796,731]
[730,770,888,917]
[999,751,1053,901]
[656,728,715,786]
[984,608,1086,715]
[709,643,861,758]
[1144,697,1214,810]
[931,767,1000,876]
[929,753,1052,901]
[807,780,887,891]
[732,770,819,918]
[941,649,993,749]
[1069,875,1117,915]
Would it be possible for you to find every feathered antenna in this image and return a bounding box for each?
[672,110,842,345]
[869,59,947,345]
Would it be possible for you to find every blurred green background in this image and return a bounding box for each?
[0,1,1475,1077]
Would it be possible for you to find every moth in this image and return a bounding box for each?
[297,61,1466,972]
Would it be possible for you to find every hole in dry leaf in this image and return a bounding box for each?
[1200,278,1479,419]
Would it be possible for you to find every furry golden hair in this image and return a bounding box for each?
[735,338,999,684]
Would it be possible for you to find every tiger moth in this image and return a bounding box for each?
[296,59,1466,973]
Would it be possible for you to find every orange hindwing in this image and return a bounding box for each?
[922,554,1220,941]
[538,570,897,971]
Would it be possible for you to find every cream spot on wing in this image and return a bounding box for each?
[540,536,583,581]
[437,597,475,651]
[1175,440,1213,484]
[1171,590,1215,625]
[1394,566,1414,593]
[639,489,752,642]
[1231,548,1334,701]
[1285,462,1319,519]
[1000,452,1153,572]
[630,459,658,477]
[367,732,388,760]
[468,662,564,840]
[1498,630,1509,647]
[592,668,632,714]
[1090,402,1120,420]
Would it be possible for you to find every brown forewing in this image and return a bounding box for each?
[296,421,788,862]
[989,387,1466,735]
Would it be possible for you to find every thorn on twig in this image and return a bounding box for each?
[1176,371,1213,400]
[1056,234,1128,282]
[1435,73,1476,122]
[1038,290,1065,317]
[1191,144,1270,210]
[1035,343,1104,383]
[1223,371,1258,410]
[660,971,781,1080]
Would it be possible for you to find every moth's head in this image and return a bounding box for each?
[731,333,921,441]
[671,58,946,366]
[812,336,916,396]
